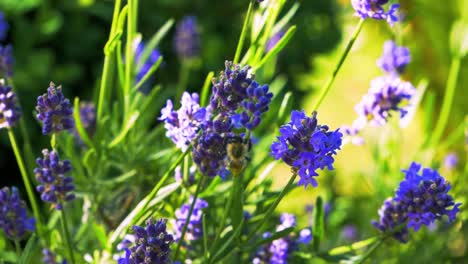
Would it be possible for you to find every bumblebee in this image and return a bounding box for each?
[225,136,252,175]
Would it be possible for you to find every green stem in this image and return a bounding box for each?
[7,78,36,178]
[356,237,386,264]
[247,173,297,241]
[128,148,191,228]
[208,183,235,258]
[61,209,76,264]
[173,175,205,260]
[97,0,122,121]
[312,19,365,111]
[14,240,21,259]
[7,129,43,240]
[176,62,191,102]
[231,174,244,234]
[233,0,255,64]
[430,57,462,148]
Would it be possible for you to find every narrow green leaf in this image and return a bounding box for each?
[108,111,140,148]
[272,2,299,35]
[136,19,174,71]
[117,5,129,33]
[200,71,214,107]
[18,234,37,263]
[253,25,296,71]
[104,30,122,55]
[82,149,97,172]
[73,97,96,149]
[312,196,324,252]
[211,219,245,263]
[133,56,163,91]
[328,236,378,256]
[277,91,292,125]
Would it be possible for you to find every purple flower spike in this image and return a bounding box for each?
[0,81,21,129]
[271,111,342,188]
[0,44,14,77]
[160,92,210,151]
[36,82,74,135]
[377,40,411,75]
[354,76,415,127]
[118,218,174,264]
[34,149,75,210]
[173,196,208,242]
[373,162,461,242]
[0,187,35,240]
[351,0,400,25]
[174,16,201,60]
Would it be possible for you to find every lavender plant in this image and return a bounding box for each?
[0,0,466,263]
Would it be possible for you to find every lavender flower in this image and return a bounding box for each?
[373,162,461,242]
[351,0,400,25]
[0,81,21,129]
[394,162,461,231]
[173,196,208,241]
[0,12,8,41]
[174,16,201,60]
[160,92,209,151]
[354,76,415,128]
[118,218,174,264]
[266,30,285,52]
[72,102,96,144]
[210,61,273,130]
[36,82,74,135]
[42,249,67,264]
[0,187,35,240]
[0,44,13,77]
[372,198,409,243]
[253,213,300,264]
[271,111,342,188]
[443,153,458,170]
[298,228,312,244]
[134,40,162,84]
[377,40,411,75]
[34,149,75,210]
[192,115,231,177]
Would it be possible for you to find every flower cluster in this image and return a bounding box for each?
[0,186,35,240]
[354,76,415,127]
[134,40,162,84]
[351,0,399,25]
[118,218,174,264]
[210,62,273,129]
[42,249,67,264]
[0,44,13,77]
[174,16,200,60]
[253,213,311,264]
[377,40,411,75]
[0,12,8,41]
[191,116,231,177]
[160,92,209,151]
[36,82,74,135]
[34,149,75,210]
[173,196,208,241]
[271,111,342,188]
[0,82,21,129]
[372,163,461,242]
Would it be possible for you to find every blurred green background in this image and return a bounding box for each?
[0,0,467,262]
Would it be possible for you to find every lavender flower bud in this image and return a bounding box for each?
[36,82,74,135]
[0,81,21,129]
